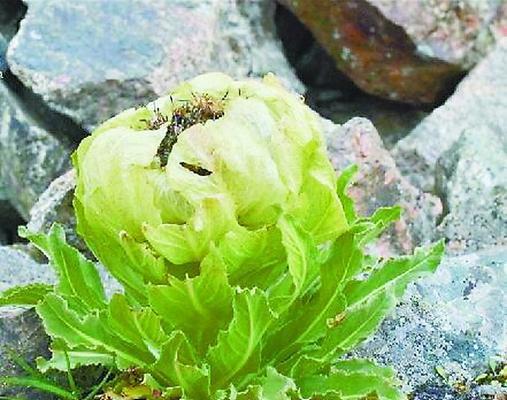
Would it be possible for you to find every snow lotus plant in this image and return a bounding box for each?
[0,73,444,400]
[72,72,349,303]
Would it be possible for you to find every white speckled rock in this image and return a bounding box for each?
[352,247,507,398]
[7,0,302,131]
[435,126,507,254]
[393,38,507,192]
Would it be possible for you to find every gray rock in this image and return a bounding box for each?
[7,0,302,131]
[353,247,507,397]
[324,117,442,255]
[0,81,71,220]
[435,127,507,254]
[393,38,507,192]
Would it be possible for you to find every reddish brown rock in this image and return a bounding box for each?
[280,0,506,104]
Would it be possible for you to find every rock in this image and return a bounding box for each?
[0,81,71,220]
[7,0,302,131]
[393,38,507,191]
[352,246,507,398]
[27,169,86,253]
[435,127,507,255]
[324,117,442,255]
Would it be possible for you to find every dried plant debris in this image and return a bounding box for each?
[155,93,226,168]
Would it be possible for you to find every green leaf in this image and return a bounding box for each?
[207,288,274,391]
[37,345,115,373]
[142,196,237,265]
[0,284,52,307]
[218,226,286,291]
[36,293,155,370]
[107,294,168,359]
[259,367,297,400]
[297,368,405,400]
[353,206,403,246]
[20,224,107,313]
[319,290,396,358]
[336,164,359,224]
[118,230,168,284]
[148,249,233,355]
[229,385,263,400]
[333,359,395,377]
[324,232,363,287]
[152,331,210,399]
[264,259,347,367]
[278,216,314,293]
[73,196,148,305]
[344,241,444,307]
[297,360,404,399]
[295,164,349,243]
[269,216,318,312]
[229,368,297,400]
[289,355,327,380]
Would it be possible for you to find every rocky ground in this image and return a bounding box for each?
[0,0,506,398]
